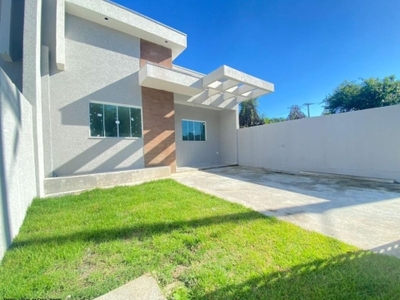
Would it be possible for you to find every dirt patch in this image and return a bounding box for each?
[172,265,188,279]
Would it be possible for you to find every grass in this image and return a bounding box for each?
[0,179,399,299]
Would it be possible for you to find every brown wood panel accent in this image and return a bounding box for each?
[140,39,172,68]
[142,87,176,172]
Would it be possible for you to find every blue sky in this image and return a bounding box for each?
[114,0,400,118]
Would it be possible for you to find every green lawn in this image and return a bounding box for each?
[1,179,399,299]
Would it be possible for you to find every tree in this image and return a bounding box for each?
[239,98,265,128]
[287,105,306,120]
[264,117,286,124]
[323,75,400,114]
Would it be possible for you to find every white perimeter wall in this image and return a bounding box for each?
[0,68,37,260]
[238,105,400,182]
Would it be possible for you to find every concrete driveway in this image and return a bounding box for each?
[172,166,400,258]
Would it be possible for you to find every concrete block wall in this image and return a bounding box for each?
[0,68,37,260]
[238,105,400,182]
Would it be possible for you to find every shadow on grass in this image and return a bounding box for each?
[196,251,400,300]
[11,211,276,249]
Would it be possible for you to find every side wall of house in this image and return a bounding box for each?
[174,103,221,167]
[0,68,36,260]
[42,13,144,176]
[238,105,400,182]
[219,108,238,165]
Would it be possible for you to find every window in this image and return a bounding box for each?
[89,103,142,138]
[182,120,206,141]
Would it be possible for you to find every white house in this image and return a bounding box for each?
[0,0,274,259]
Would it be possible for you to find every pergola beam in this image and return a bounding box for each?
[139,62,274,110]
[221,79,239,91]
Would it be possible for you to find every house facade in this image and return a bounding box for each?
[0,0,273,258]
[2,0,274,180]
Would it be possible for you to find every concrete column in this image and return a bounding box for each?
[41,46,54,177]
[220,108,239,165]
[55,0,65,70]
[23,0,45,196]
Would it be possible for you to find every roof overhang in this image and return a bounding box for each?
[65,0,187,59]
[139,63,274,110]
[139,63,203,96]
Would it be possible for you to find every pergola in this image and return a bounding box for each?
[139,63,274,110]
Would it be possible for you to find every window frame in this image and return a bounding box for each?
[181,119,207,142]
[88,101,143,139]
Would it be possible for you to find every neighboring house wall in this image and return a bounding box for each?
[0,0,24,63]
[175,103,221,167]
[43,14,144,176]
[238,105,400,182]
[0,68,37,260]
[0,0,24,91]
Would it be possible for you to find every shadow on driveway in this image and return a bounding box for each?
[172,166,400,258]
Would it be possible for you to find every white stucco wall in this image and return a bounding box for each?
[44,13,144,176]
[219,108,238,165]
[238,105,400,182]
[23,0,45,196]
[0,68,37,260]
[174,103,221,167]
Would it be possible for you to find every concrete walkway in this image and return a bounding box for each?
[172,166,400,258]
[94,274,165,300]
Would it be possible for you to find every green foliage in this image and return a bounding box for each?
[264,117,287,124]
[324,75,400,114]
[239,98,265,128]
[287,105,306,120]
[1,180,399,299]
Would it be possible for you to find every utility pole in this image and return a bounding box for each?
[303,103,315,118]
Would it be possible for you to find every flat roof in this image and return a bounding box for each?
[65,0,187,59]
